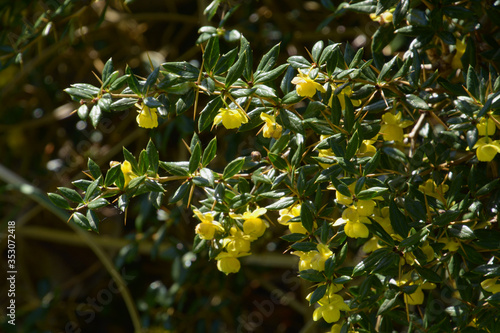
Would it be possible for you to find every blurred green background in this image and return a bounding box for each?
[0,1,378,332]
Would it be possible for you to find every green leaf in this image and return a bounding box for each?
[72,212,91,230]
[77,104,89,120]
[225,50,247,87]
[189,143,202,174]
[109,74,130,91]
[268,153,288,170]
[128,175,146,189]
[102,70,119,89]
[101,58,114,84]
[89,104,102,128]
[88,198,109,209]
[357,187,388,200]
[390,201,409,237]
[199,96,224,131]
[343,97,355,133]
[98,93,112,112]
[88,158,102,180]
[64,88,93,100]
[404,94,430,110]
[110,98,138,111]
[345,131,360,160]
[280,108,304,134]
[176,89,195,115]
[160,161,190,176]
[300,201,314,233]
[143,96,163,108]
[309,284,327,305]
[48,193,71,210]
[311,40,324,64]
[222,157,245,179]
[138,149,149,175]
[202,137,217,166]
[123,147,140,174]
[57,187,83,204]
[256,43,280,72]
[104,164,121,187]
[126,65,142,95]
[146,140,159,174]
[254,64,288,84]
[287,56,311,69]
[169,182,190,203]
[466,65,480,100]
[280,233,307,242]
[87,209,99,233]
[203,36,220,72]
[299,269,325,282]
[415,266,442,283]
[265,197,296,210]
[448,224,476,240]
[215,48,238,75]
[162,61,200,80]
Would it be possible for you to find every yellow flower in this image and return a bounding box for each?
[291,69,326,98]
[260,112,282,139]
[313,292,350,323]
[310,243,333,272]
[370,11,393,25]
[230,208,268,240]
[357,139,377,157]
[136,105,158,128]
[222,227,252,255]
[193,209,224,240]
[120,161,136,188]
[278,204,310,234]
[481,278,500,293]
[334,207,371,239]
[292,250,317,271]
[441,238,460,252]
[380,112,413,142]
[476,117,496,136]
[373,206,394,235]
[329,84,361,111]
[398,275,436,305]
[215,252,241,275]
[419,179,448,203]
[452,38,466,70]
[214,107,248,129]
[362,236,383,253]
[473,137,500,162]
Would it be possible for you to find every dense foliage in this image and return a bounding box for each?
[6,0,500,332]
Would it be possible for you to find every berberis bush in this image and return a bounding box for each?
[51,0,500,332]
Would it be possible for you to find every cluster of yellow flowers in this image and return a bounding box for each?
[278,204,307,234]
[473,116,500,162]
[193,207,268,274]
[307,284,349,324]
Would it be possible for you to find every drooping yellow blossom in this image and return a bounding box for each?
[397,275,436,305]
[222,226,253,255]
[278,204,309,234]
[292,250,317,271]
[419,179,449,203]
[329,323,343,333]
[370,11,393,25]
[136,105,158,128]
[291,69,326,97]
[329,84,361,111]
[310,243,333,272]
[452,38,466,70]
[215,252,244,275]
[193,209,224,240]
[312,289,350,323]
[230,208,268,240]
[380,112,413,142]
[373,206,394,235]
[333,207,371,239]
[120,161,136,188]
[213,107,248,129]
[477,117,496,136]
[260,112,282,139]
[441,238,461,252]
[317,135,336,169]
[357,139,377,157]
[362,236,383,253]
[481,277,500,293]
[473,137,500,162]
